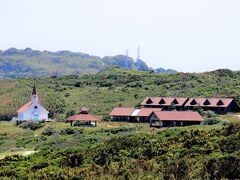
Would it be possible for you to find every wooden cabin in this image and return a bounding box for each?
[149,111,204,127]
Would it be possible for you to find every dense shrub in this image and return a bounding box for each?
[204,118,220,125]
[62,153,85,167]
[199,110,218,119]
[42,127,56,136]
[98,126,141,134]
[19,121,45,130]
[0,123,239,179]
[60,127,84,135]
[60,127,76,135]
[205,154,240,179]
[65,110,76,118]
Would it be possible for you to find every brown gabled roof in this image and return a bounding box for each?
[185,98,234,108]
[109,107,135,116]
[153,111,204,121]
[141,97,188,107]
[137,108,162,117]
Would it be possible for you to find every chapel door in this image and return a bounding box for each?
[32,113,40,121]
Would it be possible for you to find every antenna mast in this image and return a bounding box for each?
[125,49,129,57]
[137,46,141,70]
[137,46,140,60]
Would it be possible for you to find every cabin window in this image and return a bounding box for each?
[203,99,211,105]
[159,98,166,105]
[190,99,198,105]
[146,98,153,104]
[217,99,224,106]
[172,99,179,105]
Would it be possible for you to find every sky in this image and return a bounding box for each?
[0,0,240,72]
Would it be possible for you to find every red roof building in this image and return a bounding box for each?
[110,107,135,116]
[67,107,101,127]
[109,107,135,122]
[141,97,188,110]
[153,111,204,121]
[109,107,162,122]
[150,111,204,127]
[137,108,162,117]
[140,96,240,114]
[184,98,240,114]
[185,98,232,107]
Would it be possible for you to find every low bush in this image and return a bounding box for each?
[19,121,45,130]
[60,127,84,135]
[98,126,141,134]
[200,110,218,119]
[204,118,220,125]
[42,127,56,136]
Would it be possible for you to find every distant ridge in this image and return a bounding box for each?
[0,48,177,79]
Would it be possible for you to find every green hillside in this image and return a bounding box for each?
[0,67,240,179]
[0,48,176,79]
[0,67,240,120]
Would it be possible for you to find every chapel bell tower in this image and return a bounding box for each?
[31,85,38,102]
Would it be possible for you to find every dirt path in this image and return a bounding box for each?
[22,150,37,156]
[0,150,37,160]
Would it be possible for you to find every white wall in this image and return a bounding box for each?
[18,102,48,121]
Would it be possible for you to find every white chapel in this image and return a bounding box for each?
[17,85,49,121]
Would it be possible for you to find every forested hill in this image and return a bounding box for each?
[0,48,176,79]
[0,67,239,120]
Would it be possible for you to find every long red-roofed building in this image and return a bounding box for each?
[141,97,188,110]
[109,107,162,122]
[109,107,135,121]
[140,96,240,114]
[184,98,240,113]
[150,111,204,127]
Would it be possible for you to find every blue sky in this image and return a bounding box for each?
[1,0,240,72]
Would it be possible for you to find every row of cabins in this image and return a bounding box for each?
[141,97,240,114]
[109,96,240,127]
